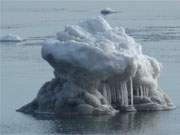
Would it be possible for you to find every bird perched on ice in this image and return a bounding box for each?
[100,8,118,15]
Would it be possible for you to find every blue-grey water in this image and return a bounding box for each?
[1,1,180,135]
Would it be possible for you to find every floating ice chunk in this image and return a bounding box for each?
[0,34,23,42]
[18,17,175,116]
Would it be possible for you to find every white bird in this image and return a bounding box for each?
[100,8,118,15]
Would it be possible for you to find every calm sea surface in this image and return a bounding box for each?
[1,1,180,134]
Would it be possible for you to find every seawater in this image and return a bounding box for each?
[1,1,180,134]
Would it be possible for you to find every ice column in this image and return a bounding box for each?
[140,86,143,98]
[102,84,108,100]
[120,82,129,106]
[137,87,140,97]
[129,77,134,106]
[116,82,122,104]
[143,86,149,97]
[102,84,111,104]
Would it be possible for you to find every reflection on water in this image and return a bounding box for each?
[127,26,180,42]
[31,112,162,134]
[1,110,179,135]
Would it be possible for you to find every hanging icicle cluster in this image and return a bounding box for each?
[135,85,149,97]
[99,77,135,110]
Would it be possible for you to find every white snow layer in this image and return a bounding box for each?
[42,17,160,90]
[0,34,23,42]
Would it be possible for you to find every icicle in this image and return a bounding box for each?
[119,83,122,104]
[117,83,121,104]
[107,86,111,104]
[119,83,122,105]
[129,77,134,105]
[144,86,147,97]
[142,86,145,97]
[117,89,119,103]
[110,86,113,103]
[105,85,111,104]
[119,82,129,107]
[124,82,129,106]
[144,87,147,97]
[140,85,143,98]
[111,85,115,103]
[115,81,119,104]
[116,83,121,104]
[146,88,149,97]
[143,86,145,96]
[102,84,107,99]
[136,87,139,96]
[120,83,124,105]
[114,86,117,103]
[142,86,149,97]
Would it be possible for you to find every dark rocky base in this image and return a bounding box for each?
[17,78,175,116]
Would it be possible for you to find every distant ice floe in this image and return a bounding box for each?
[100,8,118,15]
[18,16,175,116]
[0,34,23,42]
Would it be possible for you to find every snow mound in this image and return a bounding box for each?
[0,34,23,42]
[18,17,175,116]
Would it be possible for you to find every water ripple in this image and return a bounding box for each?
[127,26,180,42]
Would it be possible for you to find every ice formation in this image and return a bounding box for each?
[0,34,23,42]
[18,17,175,115]
[100,8,117,15]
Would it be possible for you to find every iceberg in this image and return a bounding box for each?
[18,17,175,116]
[0,34,23,42]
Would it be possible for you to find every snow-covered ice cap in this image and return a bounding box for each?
[42,16,161,89]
